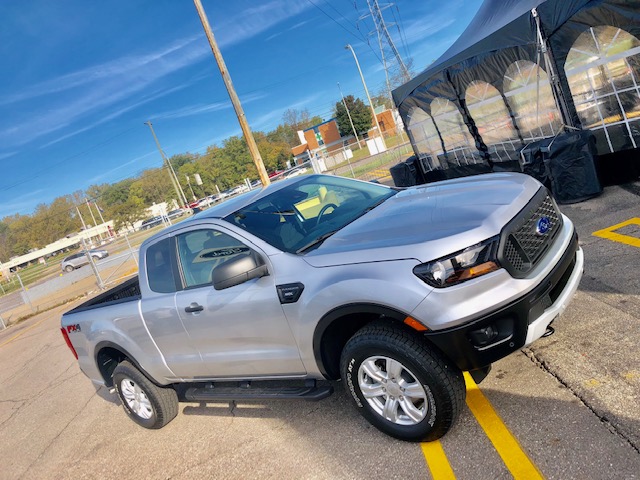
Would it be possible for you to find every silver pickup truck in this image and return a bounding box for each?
[60,173,583,442]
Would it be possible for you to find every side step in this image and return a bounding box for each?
[184,380,333,402]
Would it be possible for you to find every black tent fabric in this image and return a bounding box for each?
[392,0,640,196]
[393,0,546,107]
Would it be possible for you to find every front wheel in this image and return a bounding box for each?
[340,323,465,442]
[112,360,178,429]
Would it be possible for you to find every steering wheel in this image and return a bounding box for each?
[315,203,338,227]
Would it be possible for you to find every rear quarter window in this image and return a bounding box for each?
[146,239,178,293]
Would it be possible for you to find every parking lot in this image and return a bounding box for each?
[0,181,639,479]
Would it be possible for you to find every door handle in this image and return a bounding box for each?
[185,303,204,313]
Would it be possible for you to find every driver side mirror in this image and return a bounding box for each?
[212,252,268,290]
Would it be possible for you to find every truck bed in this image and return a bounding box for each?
[66,276,141,314]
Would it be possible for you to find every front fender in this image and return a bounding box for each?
[279,259,432,376]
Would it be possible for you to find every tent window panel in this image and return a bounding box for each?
[430,97,477,163]
[407,108,444,169]
[618,90,640,118]
[630,120,640,145]
[606,123,634,151]
[610,57,636,90]
[576,100,603,128]
[502,60,561,142]
[566,26,640,153]
[466,81,519,156]
[599,94,624,123]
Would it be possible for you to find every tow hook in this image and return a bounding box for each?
[542,325,555,338]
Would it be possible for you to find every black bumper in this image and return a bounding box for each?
[424,231,579,372]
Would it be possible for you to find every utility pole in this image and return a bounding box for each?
[144,121,189,207]
[345,44,386,148]
[337,82,363,149]
[76,206,88,232]
[193,0,270,187]
[85,198,103,241]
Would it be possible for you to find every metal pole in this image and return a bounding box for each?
[186,176,197,201]
[345,44,386,148]
[86,198,103,242]
[144,121,190,207]
[123,232,139,267]
[193,0,271,187]
[76,206,88,232]
[16,272,34,312]
[337,82,363,149]
[81,237,104,289]
[93,201,111,238]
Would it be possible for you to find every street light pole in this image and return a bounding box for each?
[345,44,386,148]
[337,82,363,149]
[144,121,189,207]
[193,0,271,187]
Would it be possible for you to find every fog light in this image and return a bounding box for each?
[469,325,498,347]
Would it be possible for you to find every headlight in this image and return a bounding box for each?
[413,237,500,288]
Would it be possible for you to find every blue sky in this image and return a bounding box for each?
[0,0,482,218]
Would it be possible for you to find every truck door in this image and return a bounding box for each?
[141,237,212,379]
[173,227,306,378]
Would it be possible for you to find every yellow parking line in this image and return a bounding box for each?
[421,440,456,479]
[464,372,543,480]
[592,218,640,248]
[0,316,48,348]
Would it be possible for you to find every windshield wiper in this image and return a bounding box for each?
[296,230,340,254]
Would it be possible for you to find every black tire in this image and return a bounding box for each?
[112,360,178,429]
[340,323,465,442]
[64,265,74,272]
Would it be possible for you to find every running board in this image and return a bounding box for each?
[184,380,333,402]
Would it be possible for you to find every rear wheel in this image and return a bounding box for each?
[112,361,178,429]
[340,323,465,442]
[64,265,74,272]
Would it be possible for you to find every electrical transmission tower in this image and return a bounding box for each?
[358,0,411,102]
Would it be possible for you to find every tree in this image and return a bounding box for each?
[279,109,324,147]
[334,95,372,137]
[110,200,145,231]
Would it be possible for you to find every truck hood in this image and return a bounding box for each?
[303,173,541,267]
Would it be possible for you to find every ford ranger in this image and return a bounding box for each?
[60,173,583,441]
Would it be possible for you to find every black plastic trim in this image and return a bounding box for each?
[312,303,409,378]
[424,231,579,372]
[94,341,163,387]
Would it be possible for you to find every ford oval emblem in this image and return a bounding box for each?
[536,216,551,235]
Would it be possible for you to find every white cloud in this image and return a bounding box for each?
[85,151,157,184]
[251,92,324,130]
[149,92,267,121]
[0,189,45,218]
[0,1,313,149]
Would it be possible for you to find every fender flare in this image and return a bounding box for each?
[94,341,162,387]
[312,303,409,379]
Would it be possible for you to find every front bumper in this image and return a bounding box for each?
[424,232,583,371]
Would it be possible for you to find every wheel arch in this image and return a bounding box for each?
[313,303,420,380]
[94,341,156,388]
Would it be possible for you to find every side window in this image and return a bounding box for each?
[177,229,250,289]
[146,238,177,294]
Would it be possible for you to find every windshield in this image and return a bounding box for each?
[223,176,397,253]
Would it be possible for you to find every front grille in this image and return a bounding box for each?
[500,189,562,278]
